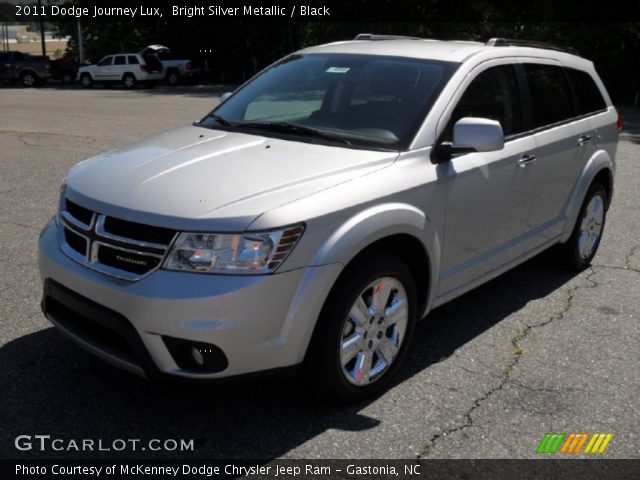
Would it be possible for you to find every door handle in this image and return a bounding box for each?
[577,134,592,145]
[517,154,537,167]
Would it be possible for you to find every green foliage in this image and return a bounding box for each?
[45,0,639,103]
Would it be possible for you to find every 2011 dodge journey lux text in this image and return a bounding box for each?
[39,35,620,401]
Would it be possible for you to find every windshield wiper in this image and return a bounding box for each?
[237,122,351,146]
[200,113,232,127]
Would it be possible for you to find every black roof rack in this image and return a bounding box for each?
[354,33,425,41]
[486,38,580,56]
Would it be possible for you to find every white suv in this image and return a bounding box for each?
[40,36,619,401]
[78,53,164,89]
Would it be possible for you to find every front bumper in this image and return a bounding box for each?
[38,218,342,380]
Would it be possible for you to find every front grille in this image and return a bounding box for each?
[65,199,93,226]
[63,227,87,255]
[104,216,175,245]
[58,198,176,280]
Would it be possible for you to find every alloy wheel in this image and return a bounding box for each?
[339,277,408,386]
[578,193,604,259]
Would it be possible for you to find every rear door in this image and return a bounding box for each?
[518,61,595,250]
[113,55,127,80]
[438,60,537,296]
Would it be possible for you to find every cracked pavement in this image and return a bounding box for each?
[0,87,638,460]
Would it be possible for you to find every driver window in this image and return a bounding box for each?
[445,64,523,141]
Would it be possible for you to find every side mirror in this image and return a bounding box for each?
[432,117,504,164]
[452,117,504,152]
[220,92,233,103]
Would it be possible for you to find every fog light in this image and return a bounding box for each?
[162,336,228,373]
[191,346,204,366]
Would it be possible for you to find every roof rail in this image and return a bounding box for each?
[354,33,425,41]
[486,38,580,56]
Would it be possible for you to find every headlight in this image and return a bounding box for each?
[163,224,304,274]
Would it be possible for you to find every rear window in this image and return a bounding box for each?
[524,63,575,128]
[128,56,139,65]
[114,56,126,65]
[566,68,607,114]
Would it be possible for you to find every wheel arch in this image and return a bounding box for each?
[561,149,614,243]
[310,202,439,318]
[19,69,38,81]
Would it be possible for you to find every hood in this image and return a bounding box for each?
[65,125,398,231]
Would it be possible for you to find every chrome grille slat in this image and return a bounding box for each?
[58,199,176,281]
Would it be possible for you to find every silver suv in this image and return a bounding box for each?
[39,36,619,401]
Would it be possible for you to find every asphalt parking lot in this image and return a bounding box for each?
[1,85,638,460]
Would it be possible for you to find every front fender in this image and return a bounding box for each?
[560,149,614,243]
[310,202,440,314]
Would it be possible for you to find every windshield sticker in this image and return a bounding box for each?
[326,66,350,74]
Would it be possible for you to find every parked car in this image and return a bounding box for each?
[50,56,85,84]
[0,51,51,86]
[39,35,619,401]
[140,44,201,85]
[77,53,163,88]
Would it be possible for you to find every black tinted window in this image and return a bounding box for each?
[114,56,126,65]
[0,53,8,62]
[524,64,575,128]
[567,68,606,114]
[448,64,523,138]
[127,56,139,65]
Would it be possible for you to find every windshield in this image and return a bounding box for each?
[199,54,458,150]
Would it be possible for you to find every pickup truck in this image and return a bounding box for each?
[140,45,201,85]
[0,51,51,87]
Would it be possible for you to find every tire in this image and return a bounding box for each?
[122,73,137,89]
[306,251,417,402]
[20,71,37,87]
[561,182,608,270]
[61,72,74,84]
[166,70,179,86]
[80,73,93,88]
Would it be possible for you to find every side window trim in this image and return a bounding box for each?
[514,63,534,134]
[562,66,582,118]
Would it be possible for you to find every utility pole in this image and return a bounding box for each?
[37,0,46,58]
[76,19,84,63]
[2,24,8,51]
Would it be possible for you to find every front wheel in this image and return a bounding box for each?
[80,73,93,88]
[61,72,74,84]
[562,182,608,270]
[307,251,417,402]
[122,73,137,89]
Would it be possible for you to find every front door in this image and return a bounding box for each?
[438,62,536,296]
